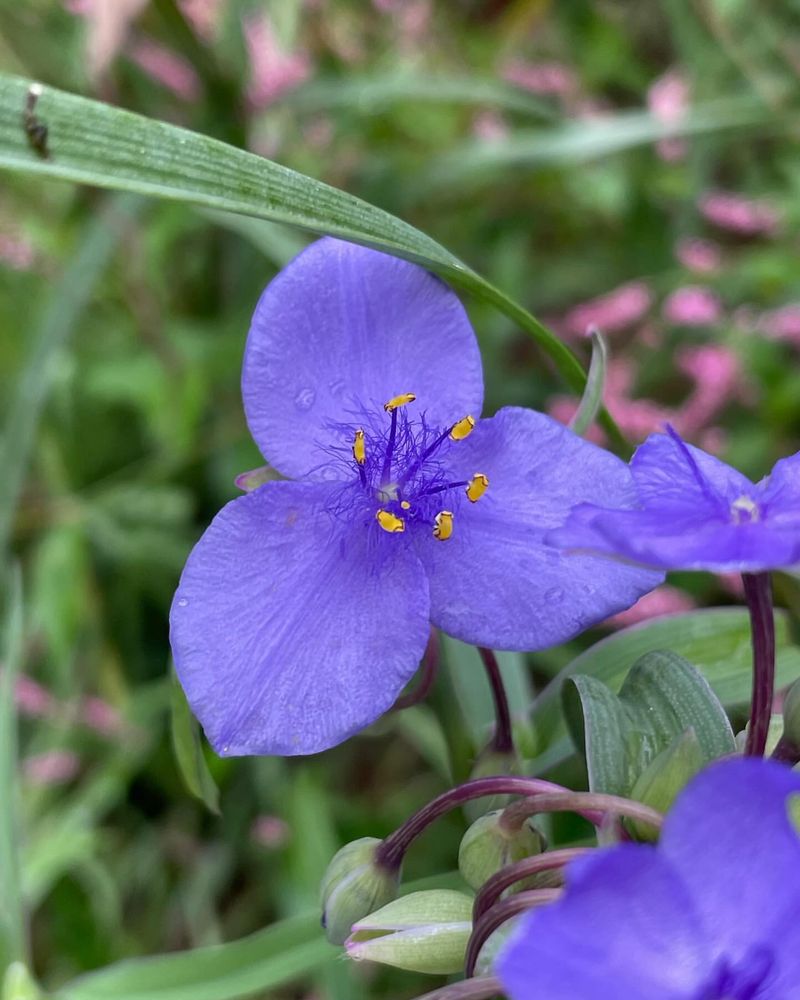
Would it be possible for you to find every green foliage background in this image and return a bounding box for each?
[2,1,800,997]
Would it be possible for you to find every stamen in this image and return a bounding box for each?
[352,428,366,465]
[449,415,476,441]
[466,473,489,503]
[383,392,416,413]
[433,510,454,540]
[400,500,411,510]
[731,495,760,523]
[376,509,405,534]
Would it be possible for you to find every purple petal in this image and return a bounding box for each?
[497,845,707,1000]
[631,430,754,514]
[660,758,800,966]
[242,238,484,478]
[761,450,800,523]
[170,481,430,755]
[414,408,661,650]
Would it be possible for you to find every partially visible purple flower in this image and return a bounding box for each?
[549,426,800,572]
[662,286,722,327]
[497,757,800,1000]
[170,239,660,756]
[699,191,780,237]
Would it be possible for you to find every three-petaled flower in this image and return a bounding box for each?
[549,425,800,572]
[170,238,659,756]
[498,757,800,999]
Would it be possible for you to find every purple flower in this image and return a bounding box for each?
[549,427,800,572]
[497,757,800,999]
[170,239,659,756]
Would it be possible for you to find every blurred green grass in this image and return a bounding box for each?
[2,1,800,997]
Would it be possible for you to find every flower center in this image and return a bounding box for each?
[328,392,488,540]
[730,495,761,524]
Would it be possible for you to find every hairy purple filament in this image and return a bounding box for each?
[322,399,479,535]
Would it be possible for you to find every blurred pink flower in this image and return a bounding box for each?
[472,110,509,143]
[13,674,55,718]
[0,234,35,271]
[675,238,722,275]
[647,69,689,162]
[80,696,126,736]
[23,751,80,787]
[244,12,311,109]
[662,285,722,326]
[699,191,780,237]
[128,39,201,101]
[65,0,149,80]
[757,304,800,346]
[501,60,578,97]
[563,282,652,337]
[675,345,741,433]
[179,0,221,39]
[606,585,696,629]
[717,572,745,598]
[251,815,290,849]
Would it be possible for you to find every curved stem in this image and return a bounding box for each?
[771,735,800,766]
[393,629,440,710]
[412,977,505,1000]
[465,889,561,977]
[500,792,664,836]
[472,847,590,923]
[375,778,603,871]
[743,572,776,757]
[477,647,513,754]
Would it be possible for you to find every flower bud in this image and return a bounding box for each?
[458,809,546,891]
[345,889,473,974]
[463,747,521,823]
[629,729,704,841]
[320,837,399,946]
[2,963,41,1000]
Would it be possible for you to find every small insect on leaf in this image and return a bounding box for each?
[22,83,50,159]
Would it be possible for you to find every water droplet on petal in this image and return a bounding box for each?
[177,598,189,607]
[545,586,565,602]
[294,387,316,411]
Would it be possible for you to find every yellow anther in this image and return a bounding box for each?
[376,509,405,533]
[384,392,417,413]
[433,510,454,541]
[400,500,411,510]
[352,428,366,465]
[450,415,476,441]
[466,473,489,503]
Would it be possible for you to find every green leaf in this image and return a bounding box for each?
[529,608,800,773]
[570,329,608,437]
[0,568,24,975]
[563,651,735,797]
[0,73,622,444]
[55,912,333,1000]
[170,669,220,815]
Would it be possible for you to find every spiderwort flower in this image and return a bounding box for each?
[497,758,800,1000]
[170,238,660,756]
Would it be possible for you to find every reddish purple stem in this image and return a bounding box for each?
[743,572,776,757]
[472,847,590,922]
[477,647,514,753]
[465,888,562,977]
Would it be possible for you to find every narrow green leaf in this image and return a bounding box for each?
[0,73,622,444]
[0,194,139,558]
[570,328,608,437]
[530,608,800,773]
[563,651,736,797]
[0,568,25,974]
[170,669,220,815]
[56,913,333,1000]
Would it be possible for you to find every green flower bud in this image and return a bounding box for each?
[345,889,473,974]
[629,729,705,841]
[2,963,41,1000]
[458,809,545,891]
[320,837,399,946]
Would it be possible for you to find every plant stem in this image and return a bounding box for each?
[499,792,664,836]
[394,629,439,710]
[771,735,800,766]
[465,889,561,976]
[412,977,504,1000]
[472,847,589,922]
[375,777,603,871]
[477,647,514,753]
[742,572,776,757]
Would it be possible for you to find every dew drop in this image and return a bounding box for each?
[177,598,188,607]
[545,586,565,602]
[294,387,316,411]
